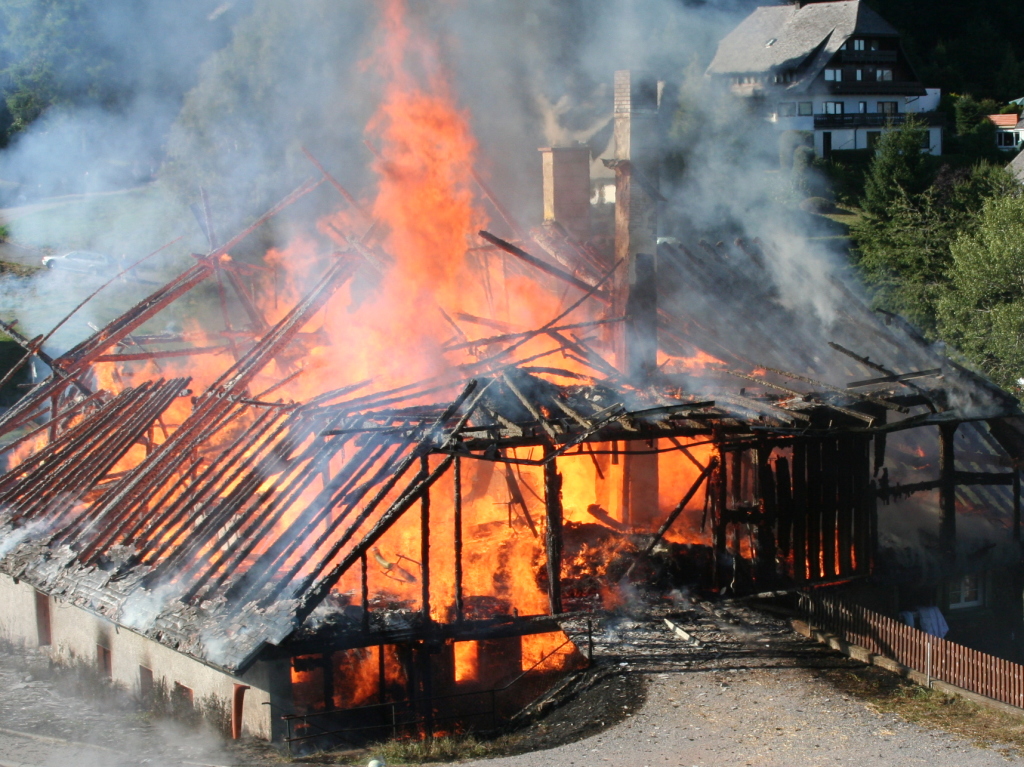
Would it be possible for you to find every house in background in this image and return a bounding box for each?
[986,113,1023,151]
[706,0,943,158]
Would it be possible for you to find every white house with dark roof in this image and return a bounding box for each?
[706,0,943,158]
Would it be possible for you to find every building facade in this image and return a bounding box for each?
[706,0,943,157]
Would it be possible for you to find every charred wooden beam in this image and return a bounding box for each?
[791,441,807,582]
[755,363,908,414]
[805,440,822,581]
[478,231,606,300]
[836,437,854,576]
[93,345,231,363]
[453,454,464,622]
[846,369,942,388]
[420,455,431,623]
[544,444,563,615]
[755,442,776,584]
[939,422,958,563]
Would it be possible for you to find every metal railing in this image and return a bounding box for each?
[281,625,592,751]
[802,591,1024,708]
[813,112,944,129]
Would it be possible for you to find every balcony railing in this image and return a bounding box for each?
[828,81,927,95]
[813,111,945,129]
[840,50,897,63]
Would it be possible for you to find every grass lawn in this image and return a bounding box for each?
[1,183,206,260]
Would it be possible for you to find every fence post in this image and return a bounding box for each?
[926,637,932,688]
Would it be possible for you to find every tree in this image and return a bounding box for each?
[861,118,932,219]
[852,162,1015,336]
[938,191,1024,389]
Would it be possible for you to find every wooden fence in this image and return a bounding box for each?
[801,591,1024,709]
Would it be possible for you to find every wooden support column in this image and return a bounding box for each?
[775,456,793,559]
[939,422,958,563]
[713,446,729,590]
[805,440,822,581]
[836,437,854,576]
[791,442,807,582]
[360,552,369,632]
[1014,468,1021,542]
[820,437,838,578]
[453,454,464,621]
[756,442,777,585]
[322,653,335,710]
[544,446,564,615]
[852,436,872,573]
[420,455,431,623]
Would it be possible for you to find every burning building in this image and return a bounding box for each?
[0,2,1023,747]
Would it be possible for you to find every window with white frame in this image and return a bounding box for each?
[824,101,845,115]
[854,39,865,51]
[876,68,893,81]
[949,573,985,609]
[859,101,868,113]
[798,102,813,116]
[824,68,843,82]
[856,69,863,81]
[778,102,797,117]
[996,131,1021,148]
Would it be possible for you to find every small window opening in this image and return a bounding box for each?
[172,682,195,711]
[139,666,154,699]
[97,644,112,677]
[34,591,51,647]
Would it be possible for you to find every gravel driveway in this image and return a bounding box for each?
[456,602,1024,767]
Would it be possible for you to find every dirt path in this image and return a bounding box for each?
[456,602,1024,767]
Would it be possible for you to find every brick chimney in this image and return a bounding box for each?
[538,145,592,241]
[608,69,662,527]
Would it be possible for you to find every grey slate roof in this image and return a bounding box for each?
[707,1,900,91]
[1011,150,1024,183]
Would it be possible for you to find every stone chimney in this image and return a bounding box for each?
[538,145,592,241]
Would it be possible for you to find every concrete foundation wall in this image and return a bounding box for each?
[0,573,290,740]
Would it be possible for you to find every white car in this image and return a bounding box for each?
[41,250,117,275]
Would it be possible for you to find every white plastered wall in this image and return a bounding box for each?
[0,573,290,740]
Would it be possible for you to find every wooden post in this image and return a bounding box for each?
[852,436,872,573]
[1013,469,1020,542]
[756,442,777,584]
[360,552,369,632]
[775,456,793,559]
[792,442,807,582]
[713,445,729,590]
[939,422,958,563]
[837,437,854,576]
[454,454,465,621]
[805,440,822,581]
[544,446,564,614]
[820,437,838,578]
[420,456,431,623]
